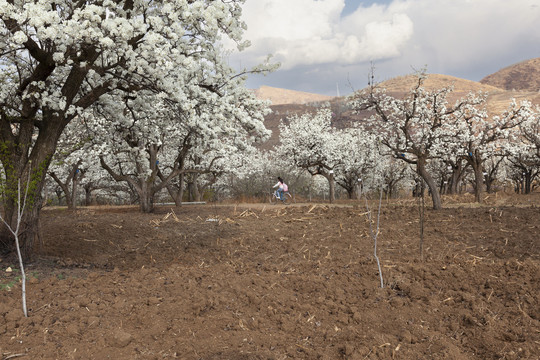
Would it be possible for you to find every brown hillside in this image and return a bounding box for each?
[253,85,335,105]
[378,73,540,114]
[261,103,320,150]
[480,57,540,92]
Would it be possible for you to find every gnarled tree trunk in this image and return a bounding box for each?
[0,128,61,259]
[416,157,442,210]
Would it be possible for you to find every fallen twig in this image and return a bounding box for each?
[3,354,27,360]
[33,303,51,313]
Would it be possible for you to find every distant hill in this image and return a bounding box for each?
[253,85,335,105]
[480,57,540,92]
[377,73,540,114]
[256,59,540,148]
[379,73,503,93]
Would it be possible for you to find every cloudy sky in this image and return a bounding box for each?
[226,0,540,96]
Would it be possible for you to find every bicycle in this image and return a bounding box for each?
[269,189,293,204]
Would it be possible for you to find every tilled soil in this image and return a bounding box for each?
[1,199,539,359]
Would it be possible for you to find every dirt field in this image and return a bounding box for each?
[1,195,539,359]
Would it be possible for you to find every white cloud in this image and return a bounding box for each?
[242,0,343,41]
[236,0,413,70]
[231,0,540,95]
[401,0,540,70]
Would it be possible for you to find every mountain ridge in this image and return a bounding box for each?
[255,57,540,149]
[252,85,335,105]
[253,58,540,113]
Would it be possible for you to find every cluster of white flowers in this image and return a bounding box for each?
[0,0,284,210]
[348,72,540,204]
[274,106,395,200]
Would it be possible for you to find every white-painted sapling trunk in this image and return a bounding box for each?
[364,187,384,288]
[0,172,32,317]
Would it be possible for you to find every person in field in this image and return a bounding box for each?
[273,176,288,200]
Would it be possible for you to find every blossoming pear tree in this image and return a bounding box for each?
[380,156,414,198]
[349,72,488,210]
[218,147,297,200]
[167,140,262,204]
[507,103,540,193]
[434,150,469,195]
[90,74,270,212]
[333,129,381,199]
[443,98,533,201]
[0,0,273,257]
[46,111,98,209]
[277,107,345,203]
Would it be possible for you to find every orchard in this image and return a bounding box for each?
[1,1,540,359]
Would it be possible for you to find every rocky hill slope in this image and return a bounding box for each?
[480,57,540,92]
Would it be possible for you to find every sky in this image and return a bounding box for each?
[225,0,540,96]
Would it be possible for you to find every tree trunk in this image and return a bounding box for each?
[139,181,155,213]
[356,182,363,200]
[345,185,355,199]
[325,172,336,204]
[54,189,64,204]
[177,173,185,205]
[473,166,484,203]
[195,184,203,202]
[0,124,63,259]
[524,172,532,194]
[162,172,185,207]
[71,168,84,209]
[0,196,43,260]
[485,174,494,194]
[386,182,394,199]
[48,161,82,210]
[84,183,98,206]
[448,166,462,194]
[192,174,201,202]
[71,174,78,209]
[164,183,180,206]
[187,181,194,202]
[85,186,92,206]
[1,161,51,259]
[58,178,73,208]
[466,150,485,203]
[416,159,442,210]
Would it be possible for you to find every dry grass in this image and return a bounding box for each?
[379,73,540,115]
[480,57,540,92]
[379,73,503,93]
[253,85,335,105]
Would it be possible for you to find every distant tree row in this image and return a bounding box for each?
[345,71,540,209]
[47,70,540,213]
